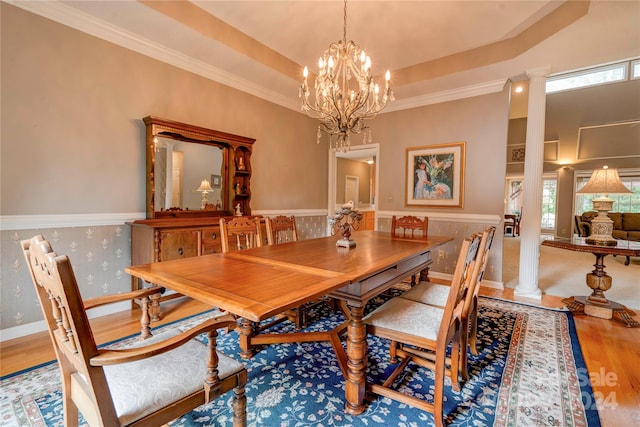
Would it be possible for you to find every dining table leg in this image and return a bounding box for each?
[344,304,367,415]
[238,317,256,359]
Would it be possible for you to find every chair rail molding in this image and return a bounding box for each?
[377,211,501,225]
[0,213,146,231]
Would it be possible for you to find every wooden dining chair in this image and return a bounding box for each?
[400,226,496,379]
[503,214,516,236]
[391,215,429,284]
[219,216,263,252]
[22,235,247,427]
[514,209,522,236]
[265,215,299,245]
[391,215,429,239]
[265,215,341,328]
[364,233,481,427]
[221,215,303,331]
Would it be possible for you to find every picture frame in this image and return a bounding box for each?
[406,142,465,208]
[210,174,222,188]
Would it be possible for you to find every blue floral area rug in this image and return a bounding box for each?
[1,294,600,427]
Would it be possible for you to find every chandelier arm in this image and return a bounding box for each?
[299,0,392,151]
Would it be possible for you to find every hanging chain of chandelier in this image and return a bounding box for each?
[299,0,394,152]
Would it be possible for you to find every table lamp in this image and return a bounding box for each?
[196,179,214,209]
[576,166,631,246]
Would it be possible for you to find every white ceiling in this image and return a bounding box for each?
[9,0,640,113]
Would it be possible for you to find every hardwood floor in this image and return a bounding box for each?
[1,289,638,427]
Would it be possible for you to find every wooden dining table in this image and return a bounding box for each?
[126,230,452,415]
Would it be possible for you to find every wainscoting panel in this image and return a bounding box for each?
[376,212,502,286]
[1,224,134,339]
[1,210,501,340]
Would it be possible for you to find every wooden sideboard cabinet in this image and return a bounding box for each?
[361,211,375,230]
[129,217,224,318]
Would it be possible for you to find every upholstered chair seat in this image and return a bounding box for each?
[401,282,450,307]
[100,329,245,425]
[364,297,444,342]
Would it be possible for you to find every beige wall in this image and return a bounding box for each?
[370,89,510,215]
[0,4,326,216]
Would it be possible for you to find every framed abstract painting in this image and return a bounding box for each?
[406,142,465,208]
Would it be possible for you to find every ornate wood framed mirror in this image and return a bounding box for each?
[144,116,254,219]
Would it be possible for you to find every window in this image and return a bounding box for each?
[505,175,557,231]
[575,170,640,215]
[506,178,523,216]
[541,178,558,230]
[632,59,640,80]
[546,62,627,93]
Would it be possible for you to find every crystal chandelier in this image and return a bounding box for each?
[299,0,393,152]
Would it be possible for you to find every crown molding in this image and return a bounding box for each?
[5,0,300,111]
[383,79,508,113]
[7,1,507,114]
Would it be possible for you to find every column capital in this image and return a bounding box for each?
[526,66,551,80]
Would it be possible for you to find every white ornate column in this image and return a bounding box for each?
[515,67,550,300]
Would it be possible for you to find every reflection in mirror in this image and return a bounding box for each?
[329,144,379,216]
[144,116,255,219]
[154,137,223,211]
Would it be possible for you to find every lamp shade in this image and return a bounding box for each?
[197,179,214,192]
[576,167,631,196]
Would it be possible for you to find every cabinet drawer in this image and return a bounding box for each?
[201,228,222,255]
[202,242,221,255]
[202,228,220,244]
[159,230,200,260]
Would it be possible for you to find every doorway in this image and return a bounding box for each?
[328,144,380,226]
[345,175,360,206]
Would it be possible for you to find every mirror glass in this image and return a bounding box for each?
[329,144,379,215]
[154,137,224,211]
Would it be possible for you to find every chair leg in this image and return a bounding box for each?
[389,340,399,363]
[458,320,470,382]
[233,381,247,427]
[138,296,152,340]
[469,303,480,356]
[63,393,79,427]
[449,334,461,392]
[295,306,306,329]
[433,354,446,427]
[410,273,418,286]
[625,256,630,266]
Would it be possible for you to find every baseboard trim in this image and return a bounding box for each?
[1,302,130,342]
[428,271,504,290]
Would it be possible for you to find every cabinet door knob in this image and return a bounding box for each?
[211,233,217,239]
[177,247,183,255]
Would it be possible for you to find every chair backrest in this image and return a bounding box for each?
[220,216,263,252]
[22,235,121,421]
[467,227,496,304]
[265,215,299,245]
[391,215,428,239]
[438,233,481,341]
